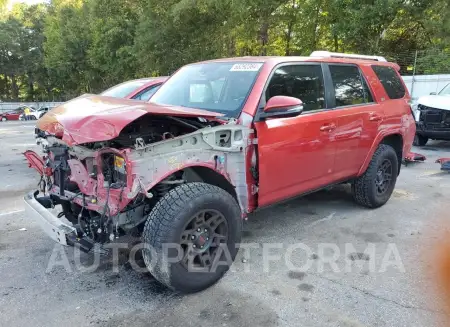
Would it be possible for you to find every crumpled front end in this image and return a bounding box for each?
[24,114,252,250]
[23,140,137,250]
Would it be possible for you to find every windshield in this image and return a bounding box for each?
[150,62,263,117]
[101,79,151,98]
[438,83,450,96]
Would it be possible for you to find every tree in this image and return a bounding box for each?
[87,0,141,87]
[1,0,450,101]
[44,0,99,99]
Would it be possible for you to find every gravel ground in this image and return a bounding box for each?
[1,120,450,327]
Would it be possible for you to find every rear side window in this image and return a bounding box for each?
[371,65,405,99]
[265,64,325,112]
[329,65,373,107]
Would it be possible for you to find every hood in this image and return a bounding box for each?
[37,94,223,146]
[418,95,450,111]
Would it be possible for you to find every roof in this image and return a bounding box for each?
[198,55,398,68]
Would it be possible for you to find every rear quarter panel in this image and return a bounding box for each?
[357,64,415,176]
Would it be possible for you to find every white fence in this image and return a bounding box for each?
[402,74,450,100]
[0,102,64,113]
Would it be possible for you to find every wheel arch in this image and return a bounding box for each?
[147,164,240,208]
[358,132,403,176]
[184,166,238,201]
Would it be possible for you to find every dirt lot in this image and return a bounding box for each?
[1,120,450,327]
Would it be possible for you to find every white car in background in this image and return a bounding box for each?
[414,83,450,146]
[19,107,50,120]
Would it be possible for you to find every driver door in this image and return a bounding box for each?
[254,63,339,207]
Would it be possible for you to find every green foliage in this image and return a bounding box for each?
[0,0,449,101]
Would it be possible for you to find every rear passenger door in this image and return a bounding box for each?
[326,64,380,180]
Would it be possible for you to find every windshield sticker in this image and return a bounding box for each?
[230,63,262,72]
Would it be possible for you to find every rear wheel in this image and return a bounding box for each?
[352,144,398,208]
[413,134,428,146]
[1,117,6,122]
[142,182,242,293]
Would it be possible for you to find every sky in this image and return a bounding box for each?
[7,0,47,8]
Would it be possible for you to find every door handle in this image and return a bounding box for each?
[320,123,336,132]
[369,113,383,121]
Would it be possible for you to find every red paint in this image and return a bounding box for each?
[1,109,23,121]
[236,56,415,208]
[67,160,97,195]
[404,152,426,162]
[263,96,303,112]
[36,94,223,146]
[436,158,450,164]
[28,55,416,214]
[436,158,450,172]
[23,150,51,176]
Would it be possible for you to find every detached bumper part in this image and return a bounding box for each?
[436,158,450,172]
[24,191,77,245]
[404,152,426,163]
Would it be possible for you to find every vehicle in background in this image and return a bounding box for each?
[24,52,415,293]
[34,77,168,139]
[414,83,450,146]
[36,107,51,119]
[1,107,26,121]
[20,107,48,121]
[100,77,168,101]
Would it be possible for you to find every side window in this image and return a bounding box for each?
[135,85,161,101]
[329,65,373,107]
[371,65,405,99]
[265,65,325,112]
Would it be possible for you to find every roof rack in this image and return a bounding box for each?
[310,51,387,62]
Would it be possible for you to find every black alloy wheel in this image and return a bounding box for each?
[179,209,228,270]
[375,159,393,195]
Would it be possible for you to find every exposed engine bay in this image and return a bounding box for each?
[80,115,214,150]
[28,113,251,252]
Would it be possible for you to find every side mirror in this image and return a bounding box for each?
[260,96,304,119]
[430,92,437,95]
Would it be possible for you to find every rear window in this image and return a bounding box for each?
[371,65,405,99]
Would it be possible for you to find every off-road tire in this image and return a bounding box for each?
[413,134,428,146]
[352,144,398,208]
[142,182,242,293]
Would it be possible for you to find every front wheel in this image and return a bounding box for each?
[352,144,398,208]
[1,117,7,122]
[142,182,242,293]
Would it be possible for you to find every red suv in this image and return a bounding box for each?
[24,51,415,293]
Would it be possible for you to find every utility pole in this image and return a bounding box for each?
[410,50,418,99]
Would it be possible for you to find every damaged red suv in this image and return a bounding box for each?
[24,52,415,293]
